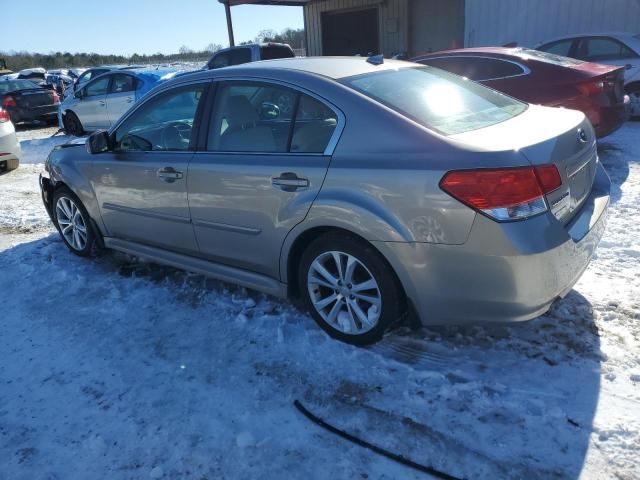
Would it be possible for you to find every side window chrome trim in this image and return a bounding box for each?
[196,76,346,157]
[421,55,531,81]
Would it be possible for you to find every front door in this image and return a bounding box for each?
[91,82,208,255]
[188,81,340,278]
[105,73,137,124]
[75,74,111,130]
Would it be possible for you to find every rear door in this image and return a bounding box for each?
[91,82,208,254]
[105,73,137,124]
[188,80,341,277]
[74,74,111,129]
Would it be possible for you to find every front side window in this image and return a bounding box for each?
[207,82,337,154]
[538,39,574,57]
[110,74,136,93]
[342,66,527,136]
[114,84,205,152]
[84,76,111,97]
[230,48,252,65]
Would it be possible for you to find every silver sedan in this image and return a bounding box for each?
[40,57,610,345]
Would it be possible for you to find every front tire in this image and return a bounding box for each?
[298,231,404,345]
[63,111,84,136]
[52,188,98,257]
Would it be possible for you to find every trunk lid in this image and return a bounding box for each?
[12,88,56,109]
[450,105,597,224]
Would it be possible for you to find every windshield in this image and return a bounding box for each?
[0,80,40,93]
[514,48,585,66]
[342,66,527,136]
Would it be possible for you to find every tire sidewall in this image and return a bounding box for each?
[52,188,96,257]
[298,232,403,345]
[64,111,83,136]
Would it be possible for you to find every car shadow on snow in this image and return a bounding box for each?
[1,235,603,480]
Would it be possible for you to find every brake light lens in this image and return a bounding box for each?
[51,91,60,104]
[2,96,17,108]
[440,165,562,221]
[577,80,604,97]
[0,109,9,123]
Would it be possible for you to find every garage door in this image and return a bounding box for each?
[321,8,380,56]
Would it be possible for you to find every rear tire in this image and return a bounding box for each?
[298,231,404,345]
[52,187,99,257]
[63,111,84,136]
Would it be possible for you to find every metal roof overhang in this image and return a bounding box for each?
[219,0,311,6]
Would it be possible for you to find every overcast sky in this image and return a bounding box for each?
[2,0,304,55]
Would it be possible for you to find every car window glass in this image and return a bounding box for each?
[110,74,136,93]
[539,40,573,57]
[114,85,205,152]
[80,71,92,83]
[419,57,524,81]
[230,48,252,65]
[209,52,231,69]
[207,82,297,153]
[290,95,338,154]
[583,38,638,61]
[84,76,110,97]
[261,45,295,60]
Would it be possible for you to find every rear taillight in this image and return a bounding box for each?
[51,91,60,104]
[577,80,604,97]
[440,165,562,221]
[0,109,9,123]
[2,96,17,108]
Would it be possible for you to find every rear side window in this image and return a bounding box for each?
[260,45,295,60]
[342,66,527,136]
[207,82,337,153]
[578,38,639,61]
[420,57,525,81]
[110,74,136,93]
[230,48,252,65]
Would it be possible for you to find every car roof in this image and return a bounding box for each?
[210,56,416,80]
[535,32,640,48]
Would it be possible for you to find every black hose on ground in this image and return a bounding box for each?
[293,400,466,480]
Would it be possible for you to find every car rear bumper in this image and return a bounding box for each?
[374,162,611,326]
[7,105,59,124]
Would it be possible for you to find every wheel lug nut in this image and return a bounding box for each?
[349,294,355,300]
[347,284,352,289]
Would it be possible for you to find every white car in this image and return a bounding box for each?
[0,108,20,172]
[535,32,640,117]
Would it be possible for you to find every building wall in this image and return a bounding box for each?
[465,0,640,47]
[304,0,409,56]
[409,0,465,57]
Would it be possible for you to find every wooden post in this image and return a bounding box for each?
[224,0,235,47]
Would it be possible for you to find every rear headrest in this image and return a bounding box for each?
[225,95,259,129]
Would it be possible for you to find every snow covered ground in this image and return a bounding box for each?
[0,124,638,480]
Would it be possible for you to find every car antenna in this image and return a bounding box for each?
[366,54,384,65]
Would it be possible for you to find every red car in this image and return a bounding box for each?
[412,47,629,138]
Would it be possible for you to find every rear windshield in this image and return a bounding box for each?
[514,48,584,66]
[341,66,527,136]
[260,45,295,60]
[0,80,40,93]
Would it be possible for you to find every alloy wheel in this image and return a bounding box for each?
[307,250,382,335]
[55,196,88,251]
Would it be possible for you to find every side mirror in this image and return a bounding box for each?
[86,130,112,154]
[260,102,280,120]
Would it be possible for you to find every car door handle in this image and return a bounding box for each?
[99,100,106,106]
[125,97,133,103]
[157,167,183,182]
[272,172,309,191]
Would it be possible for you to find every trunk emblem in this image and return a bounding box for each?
[577,128,588,143]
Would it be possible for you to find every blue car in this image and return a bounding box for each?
[59,68,183,136]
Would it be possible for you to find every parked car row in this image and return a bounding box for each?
[41,56,610,345]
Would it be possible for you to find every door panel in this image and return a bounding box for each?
[91,151,198,254]
[75,75,111,129]
[106,74,137,124]
[188,154,330,276]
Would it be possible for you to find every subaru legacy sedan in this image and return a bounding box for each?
[40,57,610,345]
